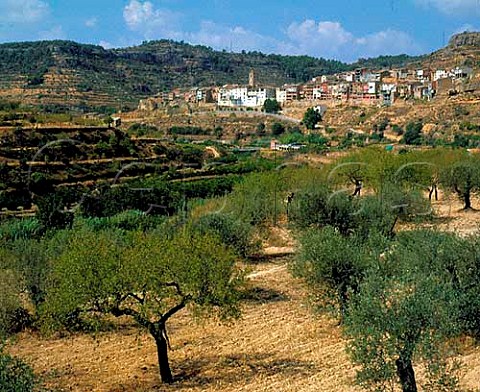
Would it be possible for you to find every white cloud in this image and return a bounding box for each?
[186,21,280,53]
[357,29,421,58]
[123,0,181,39]
[121,2,420,62]
[85,17,98,28]
[415,0,480,15]
[0,0,50,23]
[99,40,113,49]
[284,20,354,58]
[283,20,421,62]
[38,25,65,40]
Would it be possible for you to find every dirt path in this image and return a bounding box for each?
[7,220,480,391]
[9,251,359,392]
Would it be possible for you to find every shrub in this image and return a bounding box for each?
[271,122,286,136]
[0,343,39,392]
[392,124,404,135]
[76,210,164,232]
[294,227,373,319]
[402,121,423,145]
[193,213,258,257]
[0,219,42,242]
[227,172,285,226]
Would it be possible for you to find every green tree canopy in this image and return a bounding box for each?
[441,157,480,210]
[294,227,382,320]
[345,230,468,392]
[402,121,423,145]
[271,122,286,136]
[302,108,322,130]
[263,99,282,114]
[42,228,243,383]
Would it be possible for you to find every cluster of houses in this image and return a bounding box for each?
[138,66,477,111]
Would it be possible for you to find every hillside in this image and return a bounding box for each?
[0,40,421,111]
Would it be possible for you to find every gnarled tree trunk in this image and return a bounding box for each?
[463,190,472,210]
[396,356,417,392]
[151,323,173,384]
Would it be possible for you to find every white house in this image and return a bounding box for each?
[434,69,448,81]
[276,88,287,104]
[453,66,473,79]
[218,85,275,108]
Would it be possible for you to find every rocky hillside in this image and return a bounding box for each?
[427,32,480,69]
[0,33,478,112]
[0,40,420,111]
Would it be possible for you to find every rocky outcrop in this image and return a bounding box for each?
[448,32,480,48]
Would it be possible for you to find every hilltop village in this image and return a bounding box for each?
[139,65,479,111]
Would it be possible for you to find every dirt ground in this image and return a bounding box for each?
[399,192,480,236]
[10,257,361,392]
[7,196,480,392]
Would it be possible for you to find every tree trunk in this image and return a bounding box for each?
[152,325,173,384]
[338,286,348,324]
[396,356,417,392]
[464,190,472,210]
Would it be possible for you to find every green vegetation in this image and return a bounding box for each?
[355,54,424,69]
[302,108,322,130]
[291,148,480,391]
[0,40,423,110]
[2,145,480,390]
[263,99,282,114]
[271,122,286,136]
[441,157,480,210]
[42,228,242,383]
[127,123,159,137]
[402,121,423,145]
[0,343,40,392]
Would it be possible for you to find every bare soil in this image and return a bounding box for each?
[10,257,360,392]
[7,197,480,392]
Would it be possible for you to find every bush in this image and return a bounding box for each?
[263,99,281,114]
[127,123,158,137]
[193,213,258,257]
[1,238,55,310]
[0,268,23,338]
[76,210,164,232]
[302,108,322,130]
[379,182,432,222]
[35,193,74,231]
[227,172,285,226]
[0,343,39,392]
[271,122,286,136]
[392,124,404,135]
[294,227,374,319]
[402,121,423,145]
[289,185,417,237]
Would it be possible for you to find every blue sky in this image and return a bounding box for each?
[0,0,479,62]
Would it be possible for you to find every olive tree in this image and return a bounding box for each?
[441,157,480,210]
[0,343,39,392]
[294,227,377,321]
[42,228,243,384]
[0,267,23,338]
[344,230,465,392]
